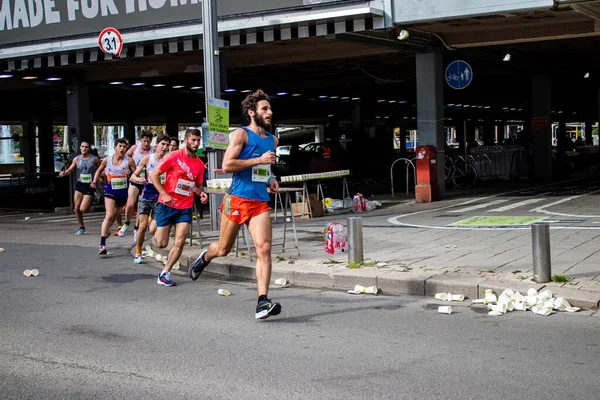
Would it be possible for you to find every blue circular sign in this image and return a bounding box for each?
[445,60,473,90]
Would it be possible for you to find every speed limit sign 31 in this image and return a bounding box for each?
[98,27,124,57]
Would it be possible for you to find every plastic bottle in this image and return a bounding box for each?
[201,120,209,149]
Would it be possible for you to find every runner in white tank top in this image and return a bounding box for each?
[120,130,155,239]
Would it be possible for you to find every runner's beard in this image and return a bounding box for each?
[254,114,271,131]
[186,144,198,154]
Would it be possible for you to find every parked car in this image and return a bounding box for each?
[36,152,67,173]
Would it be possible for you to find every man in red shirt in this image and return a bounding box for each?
[151,128,208,286]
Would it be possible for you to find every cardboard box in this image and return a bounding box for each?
[292,195,324,219]
[292,201,311,220]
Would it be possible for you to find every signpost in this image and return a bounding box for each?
[445,60,473,90]
[203,0,223,231]
[206,98,230,150]
[97,27,123,57]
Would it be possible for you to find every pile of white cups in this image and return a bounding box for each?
[280,170,350,183]
[472,288,580,316]
[206,178,233,189]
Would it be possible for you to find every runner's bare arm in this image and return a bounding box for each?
[193,187,208,204]
[128,158,137,175]
[91,158,107,188]
[150,166,173,204]
[131,155,149,184]
[126,144,136,157]
[59,158,78,177]
[221,128,276,173]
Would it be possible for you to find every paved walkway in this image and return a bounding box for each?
[147,175,600,308]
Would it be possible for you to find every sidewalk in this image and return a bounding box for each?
[144,192,600,309]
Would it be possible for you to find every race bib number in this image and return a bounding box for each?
[80,174,92,183]
[175,178,194,196]
[252,164,271,183]
[111,177,127,190]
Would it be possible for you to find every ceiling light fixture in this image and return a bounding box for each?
[224,88,236,92]
[318,95,328,99]
[172,85,185,89]
[351,97,360,101]
[46,77,62,81]
[109,81,124,85]
[503,53,511,62]
[341,96,349,100]
[190,86,203,90]
[584,72,590,79]
[241,89,252,93]
[132,82,145,86]
[22,76,38,80]
[152,84,165,87]
[0,74,13,78]
[292,93,302,97]
[277,92,288,96]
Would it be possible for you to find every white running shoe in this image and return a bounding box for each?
[118,224,130,237]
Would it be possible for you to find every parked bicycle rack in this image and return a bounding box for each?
[390,158,416,197]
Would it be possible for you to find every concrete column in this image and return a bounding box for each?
[350,103,362,152]
[584,120,593,145]
[532,75,553,180]
[123,122,135,145]
[482,117,494,146]
[66,85,92,156]
[416,49,445,199]
[398,126,407,154]
[38,118,54,173]
[166,119,179,139]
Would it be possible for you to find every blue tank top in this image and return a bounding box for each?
[141,153,165,201]
[228,126,274,202]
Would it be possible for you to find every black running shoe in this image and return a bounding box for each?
[255,299,282,320]
[188,249,210,281]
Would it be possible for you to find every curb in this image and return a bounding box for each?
[139,245,600,310]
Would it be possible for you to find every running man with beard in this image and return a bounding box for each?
[59,141,101,235]
[120,130,154,238]
[130,134,171,264]
[92,139,136,255]
[150,128,208,287]
[188,89,282,320]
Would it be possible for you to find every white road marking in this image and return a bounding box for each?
[530,188,600,218]
[488,198,545,212]
[387,180,600,230]
[448,199,508,213]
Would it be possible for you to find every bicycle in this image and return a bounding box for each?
[445,155,477,189]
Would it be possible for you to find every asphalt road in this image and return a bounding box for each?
[1,242,599,399]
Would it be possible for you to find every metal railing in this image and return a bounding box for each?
[390,157,416,197]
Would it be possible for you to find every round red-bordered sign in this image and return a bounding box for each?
[98,27,123,57]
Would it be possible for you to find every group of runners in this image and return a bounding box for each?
[59,90,282,320]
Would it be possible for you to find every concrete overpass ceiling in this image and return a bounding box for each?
[1,3,599,124]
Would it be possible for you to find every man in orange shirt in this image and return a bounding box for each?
[150,128,208,286]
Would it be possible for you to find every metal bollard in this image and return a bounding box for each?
[531,222,551,283]
[347,217,363,264]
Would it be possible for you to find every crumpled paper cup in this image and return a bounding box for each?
[217,289,231,296]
